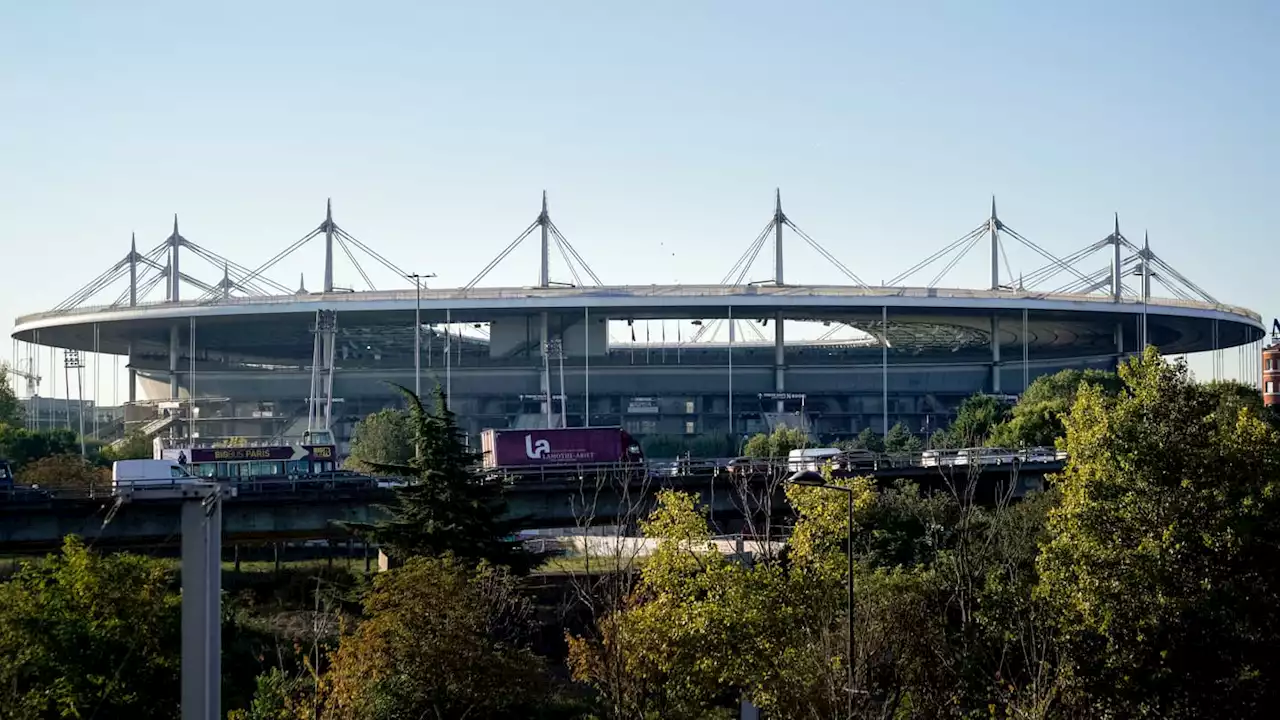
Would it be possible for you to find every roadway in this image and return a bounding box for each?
[0,460,1063,552]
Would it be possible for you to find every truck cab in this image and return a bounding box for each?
[111,458,200,494]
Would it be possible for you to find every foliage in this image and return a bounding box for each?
[346,385,535,573]
[741,424,809,458]
[99,432,154,462]
[931,394,1011,449]
[16,453,109,493]
[989,368,1122,448]
[841,426,885,453]
[227,667,310,720]
[312,555,554,719]
[883,421,923,453]
[0,364,21,428]
[641,433,737,459]
[0,537,182,719]
[345,408,413,472]
[0,426,79,470]
[1039,347,1280,717]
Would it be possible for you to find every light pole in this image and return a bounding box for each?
[406,273,436,399]
[787,469,855,719]
[547,338,566,428]
[63,350,86,458]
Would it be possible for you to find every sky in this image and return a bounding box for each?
[1,0,1277,404]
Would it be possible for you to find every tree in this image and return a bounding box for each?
[347,385,534,573]
[0,364,21,428]
[345,408,412,472]
[99,432,152,462]
[841,427,885,453]
[1038,348,1280,717]
[883,421,922,453]
[0,537,182,719]
[989,368,1122,448]
[16,453,108,494]
[0,426,79,470]
[931,394,1010,448]
[312,555,554,719]
[741,425,809,458]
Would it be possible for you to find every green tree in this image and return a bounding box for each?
[931,394,1010,448]
[0,364,21,428]
[989,367,1121,447]
[16,453,109,494]
[345,407,412,472]
[842,426,884,453]
[99,432,153,462]
[883,421,922,453]
[0,426,79,470]
[0,537,181,719]
[1038,348,1280,717]
[741,425,809,458]
[313,555,554,720]
[347,386,534,573]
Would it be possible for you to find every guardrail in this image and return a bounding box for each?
[0,450,1068,504]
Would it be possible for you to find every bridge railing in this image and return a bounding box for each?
[0,450,1069,504]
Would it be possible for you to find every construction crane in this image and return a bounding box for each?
[9,358,41,397]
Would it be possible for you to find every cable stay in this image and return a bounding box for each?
[783,218,868,287]
[886,221,989,286]
[54,239,169,311]
[547,220,603,286]
[463,195,603,292]
[1117,236,1218,304]
[463,219,541,291]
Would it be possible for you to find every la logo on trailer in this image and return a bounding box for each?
[524,435,551,459]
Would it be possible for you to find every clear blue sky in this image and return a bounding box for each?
[2,0,1277,401]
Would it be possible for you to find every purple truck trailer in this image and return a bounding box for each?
[480,427,644,470]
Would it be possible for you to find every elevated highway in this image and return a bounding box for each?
[0,461,1062,552]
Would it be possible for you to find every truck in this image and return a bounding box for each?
[480,427,644,470]
[111,458,200,494]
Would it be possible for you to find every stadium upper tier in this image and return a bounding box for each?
[10,284,1265,359]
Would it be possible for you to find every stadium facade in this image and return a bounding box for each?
[9,196,1266,453]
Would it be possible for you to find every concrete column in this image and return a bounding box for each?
[773,311,785,413]
[540,312,552,426]
[990,314,1001,393]
[127,342,137,404]
[180,489,222,720]
[169,324,180,399]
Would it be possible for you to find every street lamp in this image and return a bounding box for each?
[406,273,436,398]
[787,469,854,718]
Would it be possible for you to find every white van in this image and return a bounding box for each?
[111,459,200,494]
[787,447,843,472]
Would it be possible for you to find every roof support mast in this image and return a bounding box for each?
[1112,213,1122,302]
[129,233,138,307]
[989,197,999,290]
[169,215,181,302]
[323,199,334,293]
[538,191,552,427]
[773,189,786,415]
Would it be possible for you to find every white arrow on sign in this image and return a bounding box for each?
[290,446,308,461]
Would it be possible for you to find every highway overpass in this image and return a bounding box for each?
[0,461,1061,552]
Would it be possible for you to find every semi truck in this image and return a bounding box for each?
[479,427,644,471]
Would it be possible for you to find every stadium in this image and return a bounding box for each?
[8,194,1266,454]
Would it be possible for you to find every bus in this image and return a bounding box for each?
[159,444,338,480]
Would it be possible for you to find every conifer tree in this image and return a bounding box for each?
[348,385,535,573]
